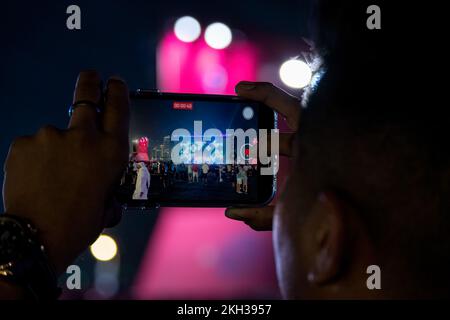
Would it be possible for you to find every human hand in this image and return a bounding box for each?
[2,71,129,273]
[225,81,300,231]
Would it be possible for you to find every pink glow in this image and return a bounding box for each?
[157,32,259,94]
[133,208,279,299]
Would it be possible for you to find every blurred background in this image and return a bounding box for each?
[1,0,316,299]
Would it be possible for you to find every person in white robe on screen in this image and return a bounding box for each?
[133,162,150,200]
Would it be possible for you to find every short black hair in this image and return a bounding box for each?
[298,0,450,294]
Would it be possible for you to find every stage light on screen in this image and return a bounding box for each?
[204,22,232,49]
[174,16,201,43]
[279,59,312,89]
[90,234,118,262]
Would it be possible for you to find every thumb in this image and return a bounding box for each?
[225,206,274,231]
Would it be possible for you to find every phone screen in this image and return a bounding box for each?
[118,92,276,208]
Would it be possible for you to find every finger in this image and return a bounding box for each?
[68,70,102,130]
[104,197,123,228]
[102,76,130,141]
[273,132,295,157]
[3,135,33,173]
[225,206,274,231]
[235,81,301,130]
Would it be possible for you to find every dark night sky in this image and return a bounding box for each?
[0,0,311,210]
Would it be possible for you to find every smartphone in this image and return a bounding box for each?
[117,90,277,209]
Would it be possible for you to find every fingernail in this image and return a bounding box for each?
[225,208,237,218]
[225,209,245,220]
[237,82,257,90]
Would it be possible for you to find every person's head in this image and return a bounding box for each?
[137,162,147,169]
[273,0,449,299]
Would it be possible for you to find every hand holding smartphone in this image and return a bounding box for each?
[117,89,279,209]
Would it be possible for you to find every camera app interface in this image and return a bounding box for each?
[120,98,262,204]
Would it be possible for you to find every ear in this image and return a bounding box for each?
[306,191,346,285]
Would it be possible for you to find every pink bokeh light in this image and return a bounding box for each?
[157,32,259,94]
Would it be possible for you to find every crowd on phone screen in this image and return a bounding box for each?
[120,155,256,200]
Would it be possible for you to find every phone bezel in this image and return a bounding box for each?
[119,90,277,208]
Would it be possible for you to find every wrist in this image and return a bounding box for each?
[3,211,66,275]
[0,280,26,299]
[0,213,61,300]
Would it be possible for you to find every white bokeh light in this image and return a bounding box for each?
[90,234,118,261]
[279,59,312,89]
[242,106,254,120]
[174,16,201,43]
[204,22,232,49]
